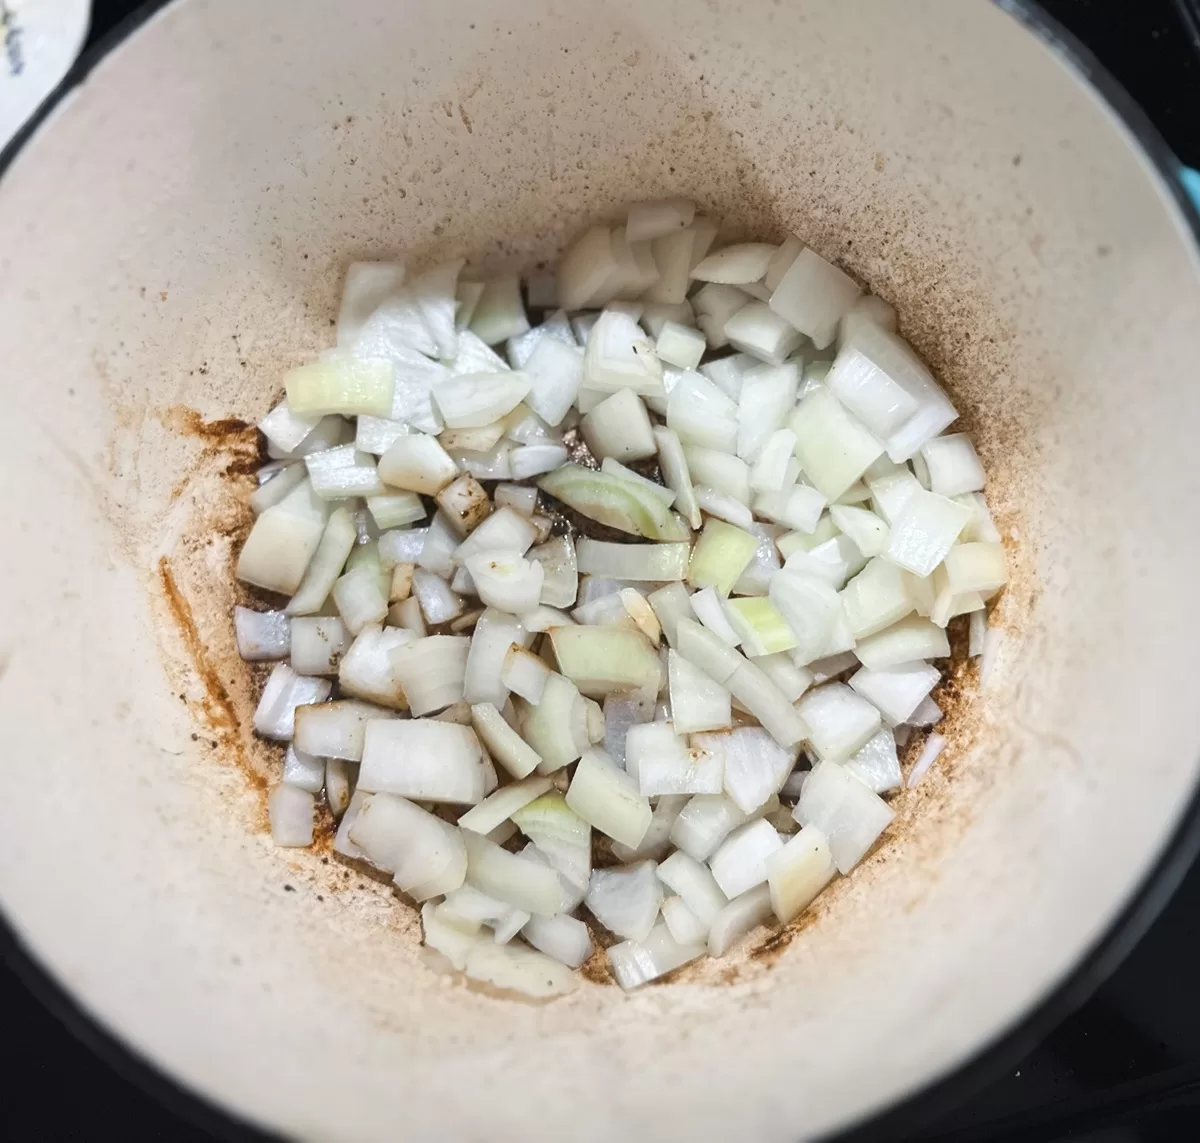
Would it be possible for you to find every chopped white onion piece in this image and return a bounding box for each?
[840,556,915,639]
[767,569,839,664]
[845,727,903,793]
[558,227,616,309]
[337,623,412,708]
[237,479,330,596]
[708,884,774,957]
[969,608,988,657]
[885,488,972,577]
[796,682,881,762]
[407,259,463,359]
[709,819,784,898]
[366,492,425,532]
[581,386,657,463]
[722,302,803,365]
[830,504,889,558]
[747,428,795,495]
[608,920,705,990]
[359,719,485,804]
[511,791,592,892]
[855,615,950,670]
[624,721,721,796]
[654,321,707,371]
[642,227,698,306]
[507,309,573,368]
[293,699,390,761]
[521,913,593,969]
[410,570,465,627]
[794,761,894,873]
[692,242,777,285]
[421,901,482,970]
[789,386,884,501]
[586,861,663,942]
[253,664,332,741]
[470,702,541,779]
[582,309,664,397]
[668,650,732,734]
[285,357,394,420]
[696,725,796,814]
[249,462,307,516]
[502,644,551,705]
[657,850,729,926]
[260,399,321,457]
[351,793,467,899]
[666,369,739,453]
[450,328,510,376]
[281,744,325,794]
[464,550,544,614]
[513,335,584,429]
[332,565,389,635]
[737,362,799,463]
[268,784,315,847]
[850,661,940,726]
[377,433,458,495]
[669,793,749,862]
[457,775,553,836]
[768,247,861,350]
[235,607,290,662]
[389,635,469,716]
[463,829,562,916]
[652,426,702,530]
[920,433,985,497]
[468,276,530,346]
[661,896,709,945]
[336,261,407,346]
[908,731,948,788]
[566,748,652,849]
[765,825,837,923]
[523,671,589,770]
[435,371,531,429]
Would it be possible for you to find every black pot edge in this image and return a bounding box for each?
[2,2,1199,1141]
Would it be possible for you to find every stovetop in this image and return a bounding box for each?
[3,2,1200,1140]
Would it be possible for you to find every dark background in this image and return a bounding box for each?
[4,1,1200,1140]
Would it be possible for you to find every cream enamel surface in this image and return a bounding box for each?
[1,0,1200,1139]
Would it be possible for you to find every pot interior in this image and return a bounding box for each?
[1,1,1199,1139]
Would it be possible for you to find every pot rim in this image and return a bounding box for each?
[2,2,1198,1140]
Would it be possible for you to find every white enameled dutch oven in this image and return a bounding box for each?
[2,1,1200,1139]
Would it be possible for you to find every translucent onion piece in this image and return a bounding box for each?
[796,682,882,763]
[377,434,459,495]
[708,884,774,957]
[692,242,777,285]
[657,850,728,925]
[846,727,903,793]
[607,920,705,990]
[282,743,325,793]
[466,550,545,614]
[854,615,950,670]
[540,464,684,541]
[566,748,652,849]
[794,761,895,873]
[338,623,412,708]
[234,607,290,662]
[389,634,470,716]
[581,387,657,462]
[550,625,661,698]
[908,731,948,788]
[470,702,542,779]
[575,538,690,582]
[850,661,940,726]
[521,913,593,969]
[463,830,562,916]
[237,479,330,595]
[462,939,578,998]
[789,386,884,502]
[268,784,315,847]
[293,699,392,762]
[688,520,758,597]
[626,721,723,796]
[358,719,486,804]
[768,248,861,350]
[468,275,530,346]
[285,357,394,419]
[765,826,837,923]
[253,664,332,741]
[694,725,797,814]
[458,775,553,835]
[668,650,732,734]
[586,861,663,942]
[885,488,973,577]
[511,791,593,892]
